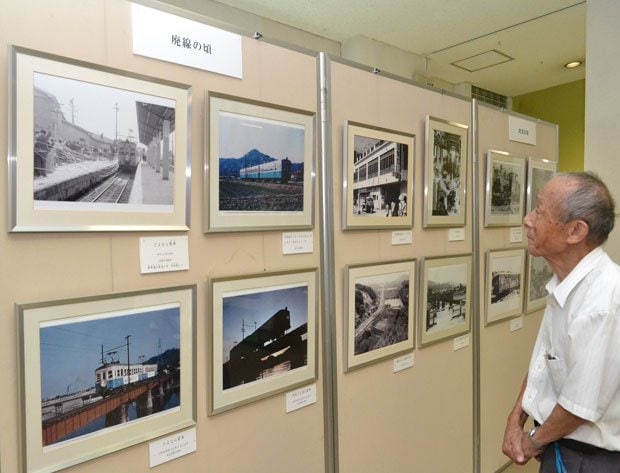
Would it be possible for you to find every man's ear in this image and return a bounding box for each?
[566,219,589,244]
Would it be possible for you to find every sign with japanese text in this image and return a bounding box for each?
[508,115,537,145]
[140,235,190,273]
[132,3,242,79]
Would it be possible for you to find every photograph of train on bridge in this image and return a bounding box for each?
[485,248,526,325]
[207,94,314,232]
[9,47,190,232]
[344,260,415,371]
[423,116,469,227]
[343,122,414,230]
[526,253,553,312]
[210,269,317,414]
[419,255,472,347]
[484,150,526,227]
[18,285,196,473]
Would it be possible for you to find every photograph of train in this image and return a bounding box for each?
[221,284,308,390]
[353,271,410,355]
[487,250,525,323]
[39,305,181,447]
[217,111,305,212]
[32,72,176,209]
[490,161,523,216]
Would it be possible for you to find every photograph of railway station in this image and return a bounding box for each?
[39,305,181,447]
[217,111,305,212]
[32,72,176,209]
[353,271,410,355]
[221,284,309,390]
[352,134,409,218]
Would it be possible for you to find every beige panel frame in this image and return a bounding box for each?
[329,56,474,473]
[0,1,324,472]
[475,101,558,473]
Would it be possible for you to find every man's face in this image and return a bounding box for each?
[523,178,571,258]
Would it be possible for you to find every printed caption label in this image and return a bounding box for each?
[140,236,189,274]
[286,384,317,412]
[149,428,196,467]
[282,231,313,254]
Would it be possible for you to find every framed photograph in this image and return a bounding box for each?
[209,269,317,414]
[206,93,315,232]
[344,260,416,371]
[526,253,553,313]
[423,116,469,227]
[484,150,526,227]
[526,157,557,214]
[342,121,414,230]
[485,248,526,324]
[419,254,472,347]
[8,46,191,232]
[17,285,196,473]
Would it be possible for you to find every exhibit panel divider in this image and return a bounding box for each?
[474,102,558,473]
[0,1,324,472]
[328,57,474,473]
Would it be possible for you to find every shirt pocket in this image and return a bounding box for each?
[545,356,567,395]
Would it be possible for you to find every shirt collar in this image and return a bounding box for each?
[545,246,605,307]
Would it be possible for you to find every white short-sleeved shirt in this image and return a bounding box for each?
[522,246,620,451]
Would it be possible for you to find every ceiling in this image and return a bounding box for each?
[177,0,586,97]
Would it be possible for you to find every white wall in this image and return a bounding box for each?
[585,0,620,260]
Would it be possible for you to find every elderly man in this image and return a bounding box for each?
[502,172,620,472]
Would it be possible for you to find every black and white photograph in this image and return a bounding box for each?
[345,260,415,371]
[526,157,557,213]
[484,151,526,226]
[207,94,315,232]
[210,270,317,414]
[9,47,191,232]
[343,122,414,229]
[526,253,554,312]
[424,116,469,227]
[486,249,526,324]
[419,255,472,347]
[17,286,196,473]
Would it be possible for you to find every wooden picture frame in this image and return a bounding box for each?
[423,116,468,227]
[344,260,416,371]
[484,150,526,227]
[419,254,472,347]
[342,121,414,230]
[8,46,191,232]
[485,248,526,324]
[17,285,197,473]
[209,269,318,414]
[205,93,315,232]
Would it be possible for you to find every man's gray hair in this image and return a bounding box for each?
[559,172,616,244]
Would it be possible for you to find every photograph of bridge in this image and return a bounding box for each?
[39,304,181,447]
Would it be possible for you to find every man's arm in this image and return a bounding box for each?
[521,403,588,458]
[502,376,530,464]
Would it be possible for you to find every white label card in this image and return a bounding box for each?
[149,428,197,468]
[453,334,470,351]
[510,317,524,332]
[286,384,317,413]
[448,228,465,241]
[282,231,313,254]
[391,230,413,245]
[510,227,523,243]
[140,236,189,274]
[509,115,537,145]
[393,353,415,372]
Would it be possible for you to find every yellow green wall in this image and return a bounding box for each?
[512,79,585,171]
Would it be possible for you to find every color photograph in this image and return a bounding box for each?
[207,94,315,232]
[210,269,317,414]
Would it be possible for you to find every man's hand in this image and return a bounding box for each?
[502,422,528,465]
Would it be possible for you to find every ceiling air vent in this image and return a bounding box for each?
[471,85,507,109]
